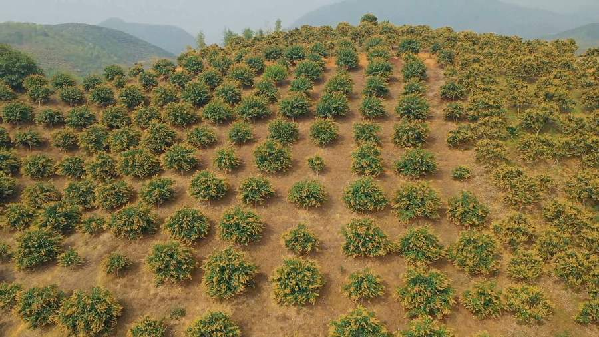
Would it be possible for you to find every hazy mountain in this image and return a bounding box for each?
[99,17,195,54]
[0,22,173,76]
[292,0,590,38]
[543,23,599,52]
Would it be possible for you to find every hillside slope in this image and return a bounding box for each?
[99,17,196,54]
[292,0,586,38]
[0,22,173,76]
[543,23,599,52]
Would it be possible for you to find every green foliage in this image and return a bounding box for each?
[448,231,500,276]
[283,223,320,255]
[504,285,554,324]
[58,247,84,268]
[0,172,16,202]
[165,208,210,244]
[399,39,421,54]
[96,180,132,210]
[288,179,327,208]
[202,99,234,124]
[108,127,141,152]
[228,64,255,87]
[452,166,472,180]
[17,284,65,329]
[402,55,427,81]
[396,94,430,120]
[268,119,300,145]
[393,121,429,148]
[129,316,167,337]
[141,177,175,206]
[254,140,292,174]
[507,250,543,281]
[399,316,454,337]
[271,258,325,305]
[353,122,381,145]
[447,191,490,228]
[343,178,388,213]
[14,129,44,148]
[183,80,211,108]
[0,150,20,175]
[36,201,81,233]
[310,118,339,147]
[440,82,466,100]
[462,280,504,319]
[152,59,176,77]
[186,311,241,337]
[109,204,158,240]
[78,215,105,235]
[119,85,145,109]
[202,246,257,299]
[103,252,132,276]
[35,108,64,127]
[103,65,125,81]
[90,85,115,106]
[263,64,289,84]
[0,127,11,148]
[295,60,323,82]
[289,76,313,94]
[3,102,34,124]
[336,48,359,70]
[0,242,11,261]
[399,227,444,265]
[57,287,122,337]
[475,140,508,166]
[307,155,325,173]
[329,306,390,337]
[279,93,311,119]
[351,142,383,177]
[3,203,36,231]
[86,152,119,182]
[285,45,306,63]
[187,125,217,148]
[325,71,353,96]
[492,213,536,251]
[28,85,54,104]
[254,79,279,102]
[396,268,456,319]
[59,86,86,106]
[51,73,76,88]
[360,96,386,119]
[228,121,254,145]
[79,125,109,153]
[146,241,197,285]
[447,125,475,148]
[341,218,393,257]
[65,106,96,129]
[214,147,242,173]
[22,181,61,207]
[0,44,42,89]
[119,148,161,179]
[342,269,385,302]
[101,106,130,129]
[152,84,179,107]
[164,102,199,127]
[245,55,265,74]
[189,170,229,201]
[394,149,437,178]
[238,176,275,205]
[170,71,191,88]
[219,206,264,245]
[403,80,426,95]
[316,92,349,118]
[139,71,158,91]
[363,76,389,97]
[163,144,199,172]
[15,228,62,270]
[23,154,55,179]
[366,59,393,78]
[199,69,223,89]
[553,249,595,288]
[236,95,271,120]
[575,299,599,324]
[0,282,22,311]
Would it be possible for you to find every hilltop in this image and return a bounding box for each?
[543,23,599,52]
[0,22,173,76]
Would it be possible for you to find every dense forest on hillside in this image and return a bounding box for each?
[0,14,597,337]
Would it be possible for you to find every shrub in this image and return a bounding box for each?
[58,247,84,268]
[2,102,34,124]
[295,60,323,82]
[139,71,158,91]
[119,148,162,179]
[82,74,102,91]
[22,182,61,207]
[448,231,500,276]
[164,102,199,127]
[399,227,444,265]
[228,64,255,87]
[330,306,389,337]
[236,95,271,120]
[146,241,196,285]
[440,82,466,100]
[108,127,141,152]
[15,228,62,270]
[0,172,16,202]
[325,71,353,96]
[228,121,254,145]
[341,218,393,257]
[462,280,504,320]
[267,119,300,145]
[475,140,508,166]
[51,73,76,88]
[393,121,429,148]
[103,252,132,276]
[96,181,132,210]
[245,55,265,74]
[35,109,64,127]
[165,208,210,244]
[57,287,122,336]
[271,258,325,305]
[182,80,211,108]
[316,92,349,118]
[504,285,553,324]
[288,179,327,208]
[78,215,105,235]
[254,79,279,102]
[187,125,217,148]
[403,79,426,95]
[0,127,11,149]
[189,170,228,201]
[23,154,55,179]
[279,93,311,119]
[100,106,130,129]
[447,125,475,148]
[163,145,198,172]
[351,142,384,177]
[36,201,81,234]
[447,191,490,227]
[353,122,381,145]
[575,300,599,324]
[219,206,264,245]
[443,102,466,121]
[399,39,421,54]
[17,284,65,329]
[199,69,224,89]
[396,94,430,120]
[289,76,313,94]
[90,85,115,106]
[0,242,11,262]
[402,56,427,81]
[238,176,275,205]
[360,96,386,119]
[170,71,191,88]
[62,180,94,210]
[133,106,161,128]
[342,269,385,302]
[284,45,306,63]
[186,312,241,337]
[366,59,393,78]
[141,177,175,206]
[307,155,325,173]
[263,64,288,84]
[202,99,233,124]
[283,224,319,255]
[0,282,22,311]
[56,156,86,179]
[129,316,167,337]
[65,106,96,129]
[363,76,389,97]
[202,246,257,299]
[86,153,119,182]
[254,140,292,174]
[3,203,36,231]
[396,268,456,319]
[264,45,283,60]
[343,178,388,213]
[452,166,472,180]
[491,213,536,251]
[310,118,339,147]
[507,250,543,281]
[214,147,242,173]
[152,59,176,77]
[0,81,16,101]
[59,86,86,106]
[109,204,158,240]
[119,85,145,109]
[553,249,594,288]
[152,85,179,107]
[394,149,437,178]
[336,48,359,70]
[14,129,44,148]
[399,317,454,337]
[0,150,20,175]
[79,125,109,153]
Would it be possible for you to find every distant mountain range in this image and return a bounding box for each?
[292,0,592,38]
[0,22,173,77]
[99,17,196,55]
[543,23,599,52]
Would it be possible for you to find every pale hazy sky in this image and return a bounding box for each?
[0,0,597,42]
